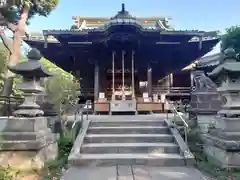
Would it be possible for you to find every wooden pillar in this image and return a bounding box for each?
[147,67,152,97]
[44,35,48,48]
[94,61,99,101]
[122,50,125,100]
[199,36,202,50]
[112,51,115,100]
[132,50,135,99]
[99,67,105,93]
[168,73,171,93]
[190,71,194,88]
[169,73,173,87]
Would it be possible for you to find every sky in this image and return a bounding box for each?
[27,0,240,32]
[26,0,240,55]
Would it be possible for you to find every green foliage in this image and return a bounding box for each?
[221,26,240,54]
[58,134,74,161]
[43,134,74,180]
[0,45,25,97]
[40,59,80,115]
[0,166,20,180]
[0,0,59,23]
[0,46,7,92]
[193,149,240,179]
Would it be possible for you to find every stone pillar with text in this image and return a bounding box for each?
[0,49,58,170]
[202,48,240,168]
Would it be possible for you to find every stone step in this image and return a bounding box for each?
[70,153,185,166]
[0,140,39,150]
[87,126,169,134]
[90,120,166,127]
[84,134,174,143]
[0,132,37,141]
[81,143,179,154]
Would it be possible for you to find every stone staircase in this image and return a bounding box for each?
[68,115,194,167]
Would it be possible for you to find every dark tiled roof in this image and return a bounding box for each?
[197,52,223,68]
[208,62,240,77]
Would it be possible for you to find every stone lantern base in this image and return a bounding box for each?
[0,117,58,170]
[202,128,240,168]
[197,114,217,134]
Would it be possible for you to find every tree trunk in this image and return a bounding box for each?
[1,5,29,97]
[9,5,29,66]
[0,31,13,97]
[0,6,29,115]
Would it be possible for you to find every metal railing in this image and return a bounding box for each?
[152,86,191,91]
[71,102,91,139]
[166,100,189,143]
[79,86,191,97]
[152,86,191,93]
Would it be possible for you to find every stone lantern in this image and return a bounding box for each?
[0,48,58,170]
[202,48,240,168]
[10,48,51,117]
[190,70,221,134]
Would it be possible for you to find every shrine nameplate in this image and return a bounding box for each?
[110,100,136,112]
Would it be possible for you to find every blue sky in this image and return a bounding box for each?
[26,0,240,55]
[27,0,240,32]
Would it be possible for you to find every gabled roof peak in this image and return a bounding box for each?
[112,3,135,20]
[121,3,125,12]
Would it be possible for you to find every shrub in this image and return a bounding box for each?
[40,58,80,115]
[0,166,19,180]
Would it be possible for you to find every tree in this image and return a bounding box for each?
[221,26,240,54]
[0,0,59,97]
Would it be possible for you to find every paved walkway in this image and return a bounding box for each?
[61,166,213,180]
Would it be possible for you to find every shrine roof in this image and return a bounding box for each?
[55,3,216,37]
[182,49,223,71]
[208,62,240,77]
[23,3,219,44]
[23,3,219,63]
[208,49,240,77]
[23,37,219,78]
[42,29,206,36]
[23,33,219,45]
[71,4,171,31]
[197,52,223,68]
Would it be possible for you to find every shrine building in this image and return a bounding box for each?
[24,4,220,114]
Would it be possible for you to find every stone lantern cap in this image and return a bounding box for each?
[8,48,51,78]
[208,48,240,78]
